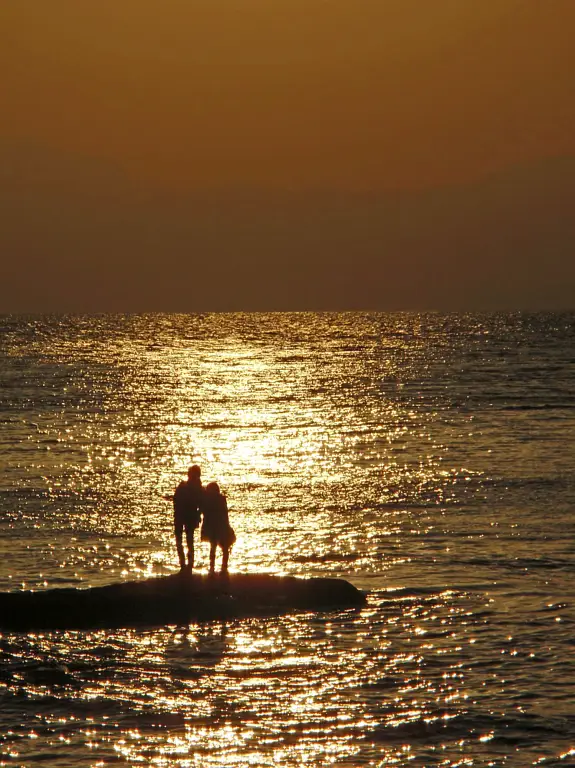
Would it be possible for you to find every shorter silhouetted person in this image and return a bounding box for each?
[201,482,236,574]
[173,465,204,570]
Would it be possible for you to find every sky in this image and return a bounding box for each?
[1,1,575,312]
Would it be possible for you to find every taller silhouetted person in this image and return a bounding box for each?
[173,465,204,571]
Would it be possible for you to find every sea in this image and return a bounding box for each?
[1,312,574,768]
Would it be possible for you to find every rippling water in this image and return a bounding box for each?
[1,313,575,767]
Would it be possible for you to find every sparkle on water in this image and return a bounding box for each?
[1,312,575,766]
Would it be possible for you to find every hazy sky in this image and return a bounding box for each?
[2,1,574,311]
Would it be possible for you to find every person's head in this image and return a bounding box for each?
[205,481,220,496]
[188,465,201,480]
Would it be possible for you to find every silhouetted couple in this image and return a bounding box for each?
[173,466,236,574]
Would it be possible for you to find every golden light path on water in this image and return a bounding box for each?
[57,317,447,581]
[3,314,574,766]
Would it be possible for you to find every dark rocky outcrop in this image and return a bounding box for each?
[0,572,366,631]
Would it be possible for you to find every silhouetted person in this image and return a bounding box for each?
[173,465,204,571]
[201,482,236,574]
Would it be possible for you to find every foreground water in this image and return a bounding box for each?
[1,312,574,767]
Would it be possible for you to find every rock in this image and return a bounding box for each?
[0,572,366,631]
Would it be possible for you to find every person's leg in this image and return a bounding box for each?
[221,546,229,573]
[175,520,186,569]
[185,524,195,569]
[209,543,216,573]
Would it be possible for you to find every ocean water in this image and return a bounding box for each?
[1,312,575,768]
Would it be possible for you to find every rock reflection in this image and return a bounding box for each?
[165,622,229,675]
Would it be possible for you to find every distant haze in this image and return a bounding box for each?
[1,1,574,312]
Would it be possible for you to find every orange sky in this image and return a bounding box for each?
[2,0,575,191]
[2,1,575,312]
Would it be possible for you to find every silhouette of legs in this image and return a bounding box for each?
[208,544,230,574]
[175,521,196,570]
[175,521,186,569]
[185,524,196,570]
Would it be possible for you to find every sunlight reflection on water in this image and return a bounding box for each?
[1,313,575,766]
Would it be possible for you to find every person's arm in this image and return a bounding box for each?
[168,483,182,503]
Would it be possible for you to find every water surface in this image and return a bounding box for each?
[1,313,575,766]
